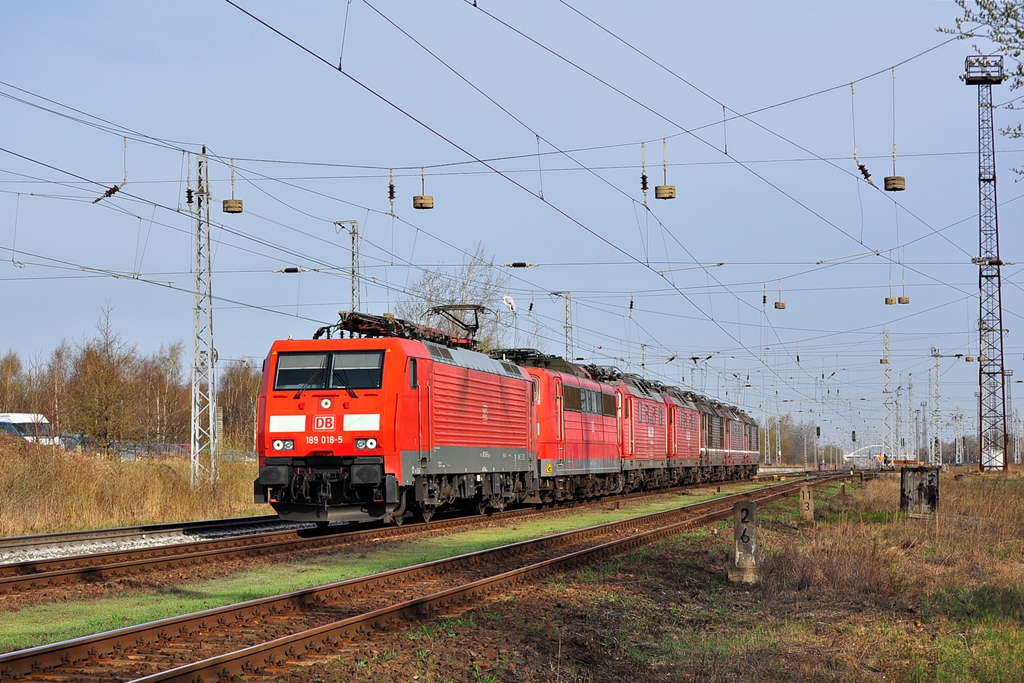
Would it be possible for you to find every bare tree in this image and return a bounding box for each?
[66,307,145,445]
[395,243,514,350]
[218,358,261,450]
[42,342,73,435]
[137,343,189,444]
[0,351,28,412]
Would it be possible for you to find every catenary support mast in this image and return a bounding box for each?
[965,55,1009,472]
[191,148,217,488]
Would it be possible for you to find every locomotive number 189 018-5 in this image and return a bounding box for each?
[306,435,340,445]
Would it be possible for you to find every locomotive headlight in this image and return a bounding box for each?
[320,398,332,410]
[272,439,294,451]
[354,438,378,450]
[365,438,378,449]
[355,438,366,449]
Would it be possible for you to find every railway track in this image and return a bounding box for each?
[0,515,289,564]
[0,474,842,682]
[0,479,764,596]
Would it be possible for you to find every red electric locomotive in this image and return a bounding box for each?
[254,311,759,525]
[254,312,538,525]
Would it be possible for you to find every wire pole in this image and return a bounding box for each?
[551,292,573,359]
[881,329,893,466]
[190,147,217,489]
[931,349,942,466]
[965,55,1009,472]
[335,220,360,315]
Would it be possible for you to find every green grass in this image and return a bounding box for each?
[0,484,767,652]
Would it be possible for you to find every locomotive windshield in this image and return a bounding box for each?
[330,350,384,389]
[274,350,384,391]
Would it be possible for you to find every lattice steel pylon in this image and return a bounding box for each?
[190,148,217,488]
[895,374,904,459]
[954,407,965,465]
[965,55,1009,472]
[551,291,573,359]
[334,220,360,314]
[930,348,942,466]
[881,330,893,464]
[907,373,915,458]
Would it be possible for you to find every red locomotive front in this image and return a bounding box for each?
[255,312,540,525]
[255,337,410,524]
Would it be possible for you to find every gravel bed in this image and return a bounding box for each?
[0,520,317,565]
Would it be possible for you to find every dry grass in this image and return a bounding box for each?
[764,472,1024,599]
[750,471,1024,681]
[0,437,263,536]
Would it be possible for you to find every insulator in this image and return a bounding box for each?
[510,262,528,268]
[858,163,872,182]
[186,187,193,205]
[640,173,648,192]
[763,294,767,305]
[388,182,395,201]
[528,302,534,312]
[884,176,906,191]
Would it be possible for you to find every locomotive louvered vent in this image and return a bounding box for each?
[710,416,724,449]
[426,344,455,363]
[500,362,519,376]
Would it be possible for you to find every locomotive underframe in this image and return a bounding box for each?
[256,455,407,524]
[257,453,758,523]
[534,462,758,503]
[412,470,538,519]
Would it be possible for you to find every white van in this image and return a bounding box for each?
[0,413,58,445]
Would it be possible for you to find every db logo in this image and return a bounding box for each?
[313,415,336,431]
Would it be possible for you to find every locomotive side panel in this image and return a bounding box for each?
[529,368,619,477]
[671,404,701,463]
[557,375,619,474]
[702,406,726,466]
[619,381,668,473]
[628,397,668,464]
[421,360,533,470]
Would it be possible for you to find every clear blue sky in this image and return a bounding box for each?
[0,1,1017,450]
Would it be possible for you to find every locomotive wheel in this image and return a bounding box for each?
[417,504,436,523]
[475,498,489,516]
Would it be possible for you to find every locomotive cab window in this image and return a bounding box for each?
[274,350,385,391]
[330,350,384,390]
[274,352,329,390]
[409,358,418,389]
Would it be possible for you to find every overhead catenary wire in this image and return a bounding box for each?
[0,5,991,428]
[0,7,999,429]
[221,0,864,413]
